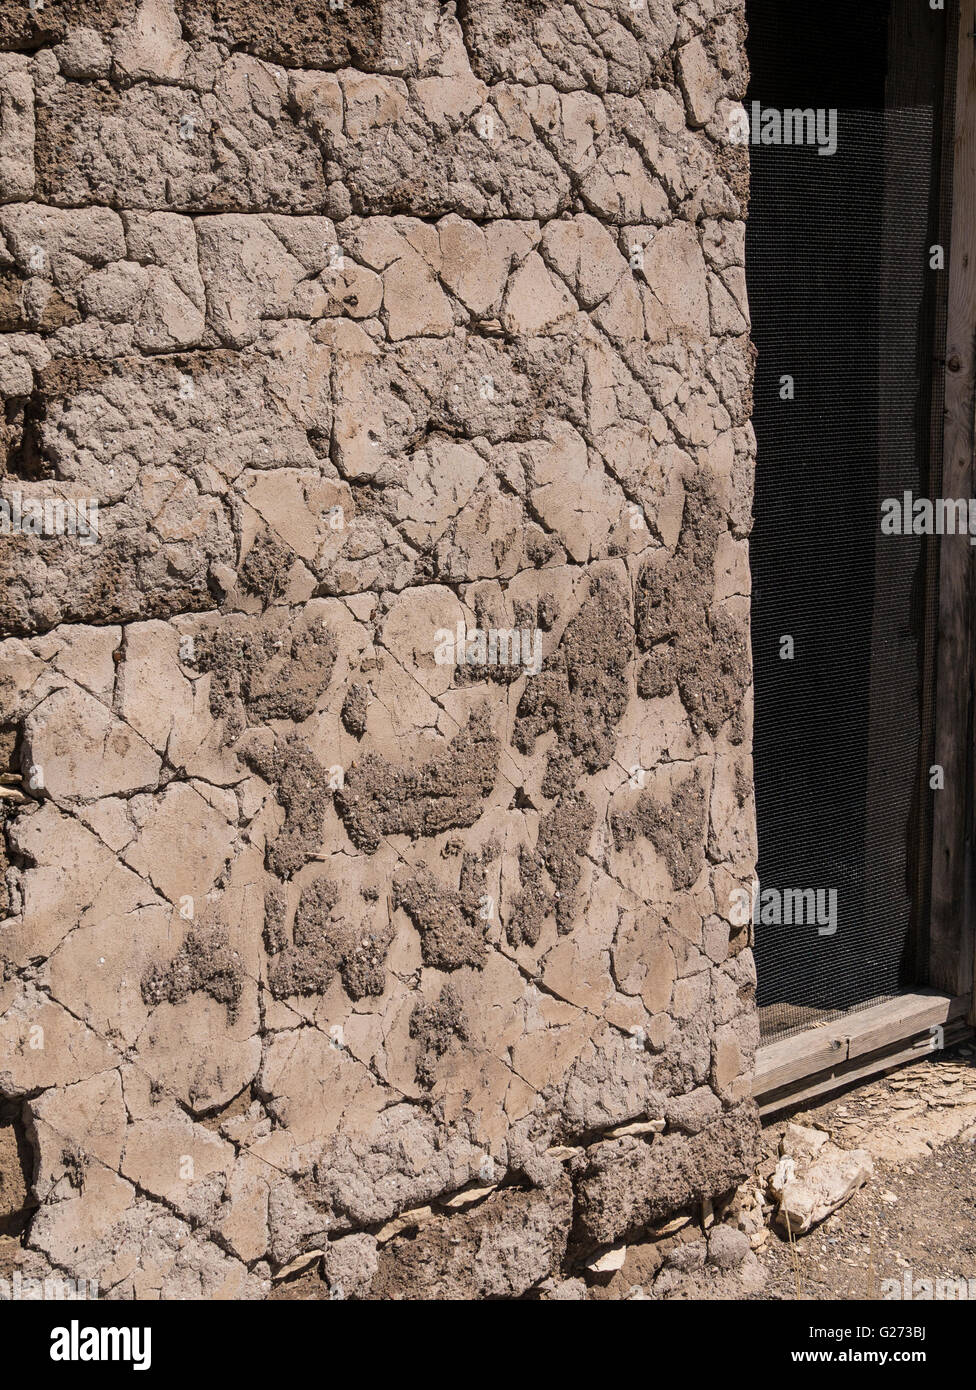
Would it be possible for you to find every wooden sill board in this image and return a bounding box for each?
[754,990,972,1116]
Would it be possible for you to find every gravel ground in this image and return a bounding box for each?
[757,1046,976,1301]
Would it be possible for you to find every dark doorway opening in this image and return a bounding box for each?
[745,0,953,1038]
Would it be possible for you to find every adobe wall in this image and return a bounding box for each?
[0,0,759,1298]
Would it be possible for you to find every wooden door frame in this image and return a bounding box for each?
[754,1,976,1111]
[928,0,976,1013]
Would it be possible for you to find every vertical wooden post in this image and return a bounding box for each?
[930,0,976,1007]
[877,0,945,986]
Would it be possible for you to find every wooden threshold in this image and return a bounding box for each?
[754,990,973,1118]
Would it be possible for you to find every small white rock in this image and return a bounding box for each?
[586,1244,627,1274]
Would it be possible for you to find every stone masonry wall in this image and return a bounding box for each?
[0,0,759,1298]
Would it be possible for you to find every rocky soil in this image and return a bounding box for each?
[759,1047,976,1302]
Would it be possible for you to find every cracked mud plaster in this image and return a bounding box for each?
[0,0,761,1300]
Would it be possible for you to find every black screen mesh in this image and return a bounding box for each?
[746,0,951,1037]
